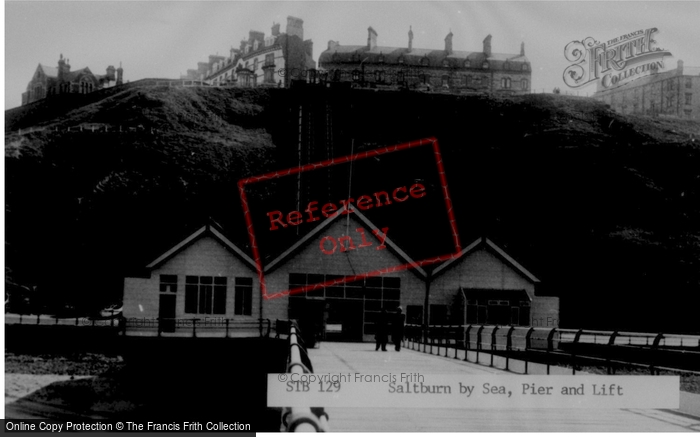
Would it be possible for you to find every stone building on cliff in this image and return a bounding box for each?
[182,16,315,88]
[22,54,122,105]
[317,26,531,94]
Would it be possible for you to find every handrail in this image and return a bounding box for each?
[282,322,329,432]
[402,323,700,376]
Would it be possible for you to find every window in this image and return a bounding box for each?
[374,70,385,83]
[406,305,423,324]
[685,109,693,118]
[397,71,405,83]
[686,78,692,89]
[265,53,274,66]
[464,60,471,68]
[160,275,177,292]
[501,77,511,89]
[185,276,226,315]
[253,58,258,72]
[264,67,274,84]
[430,305,448,325]
[686,93,693,105]
[521,79,528,90]
[464,76,470,86]
[398,55,404,64]
[441,75,449,87]
[234,277,253,315]
[522,64,529,71]
[443,59,450,67]
[421,57,429,66]
[482,62,489,69]
[352,70,360,81]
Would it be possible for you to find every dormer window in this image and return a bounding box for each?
[522,64,529,71]
[482,62,489,69]
[421,57,429,66]
[378,53,385,63]
[464,60,471,68]
[398,55,404,64]
[442,59,450,67]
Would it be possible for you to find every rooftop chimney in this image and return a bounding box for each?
[483,34,492,57]
[408,26,413,52]
[367,26,378,50]
[445,30,453,54]
[271,22,280,36]
[328,40,340,51]
[520,42,525,56]
[286,16,304,40]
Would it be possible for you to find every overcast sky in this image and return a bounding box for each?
[4,1,700,109]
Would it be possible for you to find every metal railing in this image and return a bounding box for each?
[280,321,329,432]
[120,317,271,338]
[404,323,700,376]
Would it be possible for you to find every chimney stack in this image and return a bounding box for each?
[328,40,340,51]
[271,22,280,36]
[408,26,413,52]
[367,26,377,50]
[483,35,492,57]
[445,30,453,54]
[520,42,525,56]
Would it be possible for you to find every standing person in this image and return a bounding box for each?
[392,307,406,351]
[375,308,388,351]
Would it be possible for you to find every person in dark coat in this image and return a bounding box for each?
[392,306,406,351]
[375,308,388,351]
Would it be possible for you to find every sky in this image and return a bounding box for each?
[4,1,700,109]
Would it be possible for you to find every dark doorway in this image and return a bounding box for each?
[326,298,363,341]
[158,294,176,333]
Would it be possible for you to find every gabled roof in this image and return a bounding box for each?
[432,237,540,283]
[146,222,257,271]
[264,206,427,278]
[38,64,58,77]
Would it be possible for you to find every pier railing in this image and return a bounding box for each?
[404,323,700,376]
[280,321,329,432]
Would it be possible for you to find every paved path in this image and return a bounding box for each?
[308,342,700,432]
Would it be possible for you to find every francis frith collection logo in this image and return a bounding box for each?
[563,27,672,90]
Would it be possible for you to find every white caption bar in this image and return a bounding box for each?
[268,374,679,409]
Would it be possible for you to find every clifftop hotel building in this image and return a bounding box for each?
[182,16,316,88]
[318,26,531,94]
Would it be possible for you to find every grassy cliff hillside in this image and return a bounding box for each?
[5,84,700,332]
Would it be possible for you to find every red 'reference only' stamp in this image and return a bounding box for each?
[238,137,461,300]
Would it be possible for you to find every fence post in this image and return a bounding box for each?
[525,327,534,374]
[490,326,499,367]
[650,333,664,375]
[476,325,485,364]
[572,329,583,375]
[506,326,515,371]
[464,325,472,362]
[454,325,460,359]
[546,328,557,375]
[445,325,450,357]
[607,331,619,374]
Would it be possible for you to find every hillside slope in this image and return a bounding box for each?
[5,85,700,332]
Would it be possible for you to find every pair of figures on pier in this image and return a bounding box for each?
[375,307,405,352]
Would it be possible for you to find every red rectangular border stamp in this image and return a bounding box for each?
[238,137,462,300]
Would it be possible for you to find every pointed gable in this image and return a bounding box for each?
[433,237,539,283]
[146,222,256,271]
